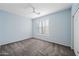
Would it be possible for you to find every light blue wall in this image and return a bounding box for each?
[50,8,71,46]
[33,8,71,47]
[71,4,79,49]
[0,10,32,45]
[0,10,5,45]
[0,14,3,42]
[0,8,72,47]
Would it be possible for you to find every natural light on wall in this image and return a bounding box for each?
[39,19,49,34]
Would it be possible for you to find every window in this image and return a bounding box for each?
[39,19,49,34]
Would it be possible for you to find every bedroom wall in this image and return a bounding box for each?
[0,10,32,45]
[0,13,3,43]
[71,4,79,49]
[71,4,79,55]
[32,8,71,47]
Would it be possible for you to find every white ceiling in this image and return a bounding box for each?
[0,3,72,19]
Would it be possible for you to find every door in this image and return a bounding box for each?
[74,9,79,56]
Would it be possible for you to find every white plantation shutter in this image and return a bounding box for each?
[39,19,49,34]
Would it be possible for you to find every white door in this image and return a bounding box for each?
[74,9,79,56]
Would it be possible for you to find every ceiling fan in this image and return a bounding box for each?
[31,6,40,15]
[25,4,40,15]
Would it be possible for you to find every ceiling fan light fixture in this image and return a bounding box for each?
[25,4,40,15]
[31,6,40,15]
